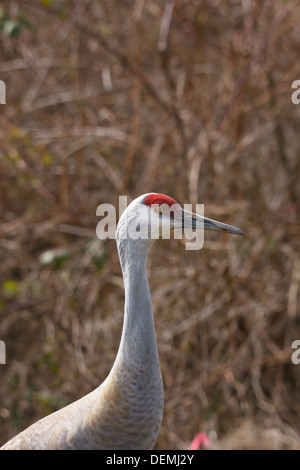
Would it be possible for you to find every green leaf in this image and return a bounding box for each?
[93,254,106,272]
[40,0,52,6]
[2,280,20,296]
[3,20,20,37]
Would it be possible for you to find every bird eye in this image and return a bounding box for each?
[155,205,164,214]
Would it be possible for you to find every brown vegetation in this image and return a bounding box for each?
[0,0,299,449]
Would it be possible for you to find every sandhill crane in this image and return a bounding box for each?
[1,193,243,450]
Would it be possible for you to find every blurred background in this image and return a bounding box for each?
[0,0,299,450]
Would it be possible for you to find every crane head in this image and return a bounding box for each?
[116,193,244,245]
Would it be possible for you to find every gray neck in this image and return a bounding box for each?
[114,238,160,371]
[99,236,164,450]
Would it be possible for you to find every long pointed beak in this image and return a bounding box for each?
[181,209,244,236]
